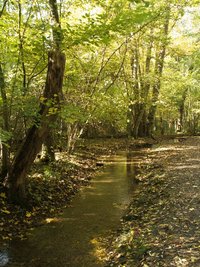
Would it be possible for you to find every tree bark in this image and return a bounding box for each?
[127,31,153,138]
[179,88,188,132]
[147,11,170,136]
[0,64,10,180]
[0,1,10,179]
[127,41,141,138]
[7,50,65,205]
[42,131,56,162]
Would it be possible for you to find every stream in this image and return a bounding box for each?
[0,150,146,267]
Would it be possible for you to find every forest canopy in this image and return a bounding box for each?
[0,0,200,204]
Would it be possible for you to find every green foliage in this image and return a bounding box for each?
[0,0,199,149]
[92,88,128,132]
[61,0,155,48]
[60,103,87,124]
[0,129,12,144]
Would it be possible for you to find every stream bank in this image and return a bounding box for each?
[0,138,154,243]
[0,140,154,266]
[104,136,200,267]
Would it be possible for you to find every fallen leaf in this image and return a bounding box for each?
[26,212,32,218]
[0,193,6,199]
[2,209,10,214]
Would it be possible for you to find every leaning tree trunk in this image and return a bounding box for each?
[7,50,65,205]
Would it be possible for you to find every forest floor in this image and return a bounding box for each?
[0,138,153,243]
[104,136,200,267]
[1,135,199,267]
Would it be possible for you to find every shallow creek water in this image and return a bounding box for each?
[0,150,146,267]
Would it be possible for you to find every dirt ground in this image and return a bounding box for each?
[105,136,200,267]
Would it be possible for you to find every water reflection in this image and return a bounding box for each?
[126,150,145,188]
[127,152,138,176]
[1,150,147,267]
[0,250,9,266]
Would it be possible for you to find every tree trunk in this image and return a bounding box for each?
[147,80,160,136]
[0,64,10,180]
[137,30,153,137]
[67,123,80,154]
[138,110,148,137]
[179,89,188,132]
[41,131,56,162]
[147,12,170,136]
[127,103,134,137]
[132,103,146,138]
[127,30,153,138]
[7,50,65,205]
[127,41,141,138]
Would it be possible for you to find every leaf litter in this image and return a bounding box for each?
[0,138,154,244]
[104,136,200,267]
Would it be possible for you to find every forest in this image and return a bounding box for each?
[0,0,200,266]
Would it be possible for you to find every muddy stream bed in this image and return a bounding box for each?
[0,149,147,267]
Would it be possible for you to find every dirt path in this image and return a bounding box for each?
[106,136,200,267]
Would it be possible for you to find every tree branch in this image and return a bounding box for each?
[0,0,8,18]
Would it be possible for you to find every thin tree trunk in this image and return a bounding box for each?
[127,41,141,138]
[0,0,8,17]
[0,1,10,180]
[67,122,80,154]
[179,88,188,132]
[7,50,65,205]
[147,11,170,136]
[0,64,10,179]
